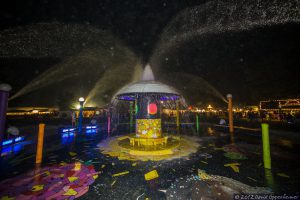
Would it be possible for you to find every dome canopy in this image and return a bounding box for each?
[113,64,180,99]
[114,80,180,97]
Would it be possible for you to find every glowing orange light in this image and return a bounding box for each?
[147,103,157,115]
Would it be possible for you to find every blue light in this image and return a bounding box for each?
[14,136,25,143]
[1,141,31,156]
[61,131,75,138]
[118,95,135,101]
[1,146,13,155]
[160,95,180,101]
[13,143,23,152]
[2,139,13,146]
[86,125,97,129]
[1,145,23,156]
[62,128,76,133]
[61,132,75,145]
[61,137,74,144]
[86,129,97,134]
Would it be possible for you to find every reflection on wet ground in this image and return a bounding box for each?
[0,124,299,199]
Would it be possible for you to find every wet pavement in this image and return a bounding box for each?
[0,124,299,199]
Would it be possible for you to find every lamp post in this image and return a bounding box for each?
[0,84,11,153]
[207,104,213,111]
[78,97,85,133]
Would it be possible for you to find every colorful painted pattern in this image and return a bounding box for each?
[136,119,161,138]
[0,162,98,200]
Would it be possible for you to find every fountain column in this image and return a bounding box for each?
[136,95,161,139]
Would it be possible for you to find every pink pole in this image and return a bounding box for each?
[0,84,12,153]
[107,115,111,137]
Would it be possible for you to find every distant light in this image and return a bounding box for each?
[207,105,213,109]
[160,101,163,104]
[76,104,81,109]
[32,110,39,113]
[79,97,85,102]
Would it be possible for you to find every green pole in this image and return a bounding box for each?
[135,99,138,114]
[196,113,199,133]
[264,169,276,190]
[130,101,133,133]
[262,123,271,169]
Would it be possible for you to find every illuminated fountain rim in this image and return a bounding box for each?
[113,80,181,99]
[97,135,201,161]
[115,93,181,101]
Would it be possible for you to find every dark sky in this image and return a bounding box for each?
[0,0,299,107]
[1,0,200,58]
[0,0,202,106]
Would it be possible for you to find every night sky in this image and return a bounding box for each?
[0,0,299,107]
[1,0,196,58]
